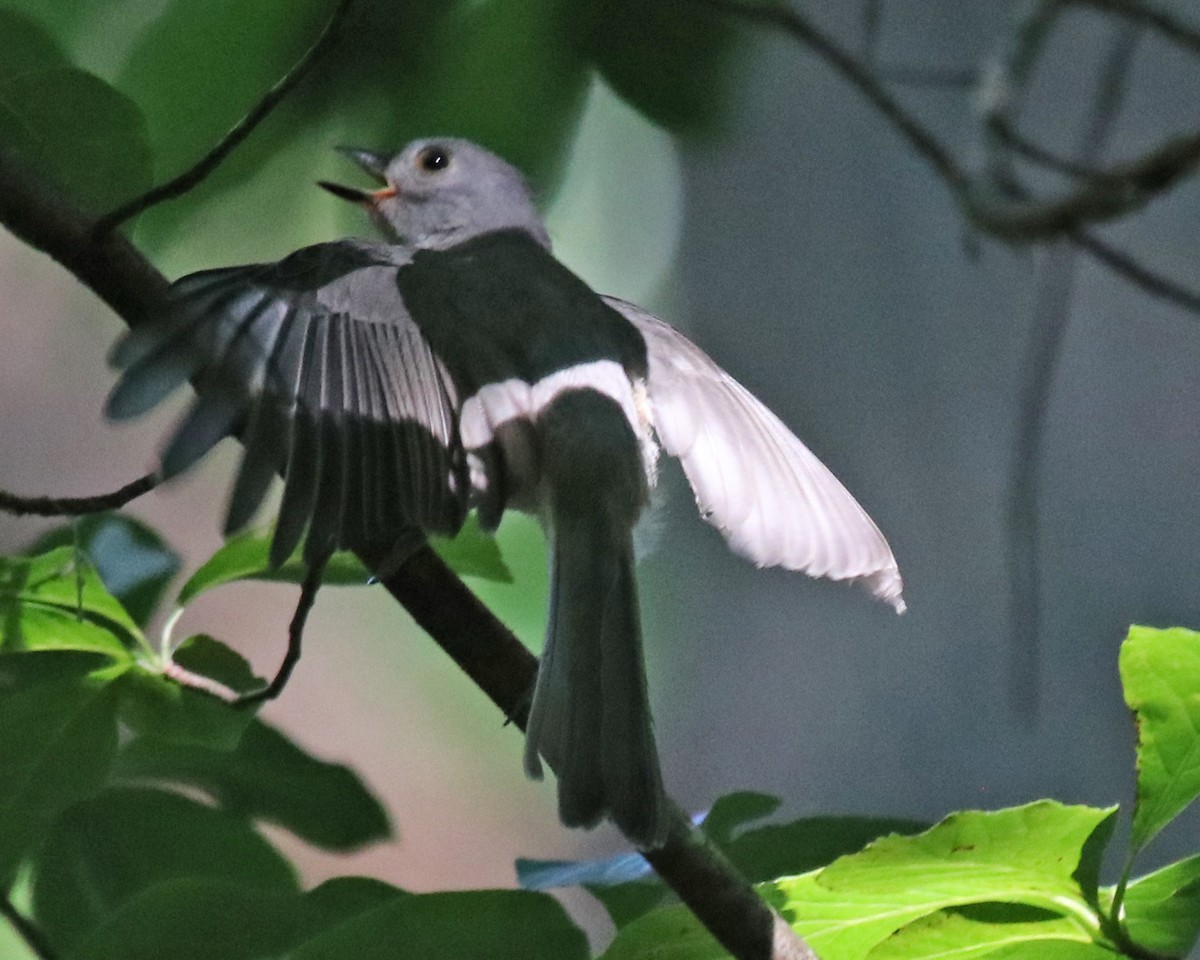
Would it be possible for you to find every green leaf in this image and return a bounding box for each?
[27,515,181,627]
[0,668,120,883]
[430,515,513,584]
[178,517,510,607]
[116,0,330,182]
[113,718,390,851]
[571,0,742,134]
[383,0,590,189]
[288,889,588,960]
[0,37,152,213]
[0,9,68,82]
[1119,625,1200,853]
[727,815,930,885]
[867,909,1117,960]
[298,877,409,938]
[30,786,298,951]
[65,878,305,960]
[606,803,1116,960]
[175,528,371,606]
[577,803,926,931]
[0,547,144,656]
[1102,853,1200,957]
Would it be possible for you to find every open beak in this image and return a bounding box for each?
[318,145,397,204]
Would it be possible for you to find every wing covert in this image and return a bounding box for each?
[107,240,468,565]
[605,297,905,613]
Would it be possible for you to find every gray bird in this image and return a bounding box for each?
[107,137,905,848]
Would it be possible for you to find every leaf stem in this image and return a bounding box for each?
[91,0,354,235]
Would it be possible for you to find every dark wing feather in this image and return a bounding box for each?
[107,240,467,565]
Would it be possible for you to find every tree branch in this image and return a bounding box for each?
[0,472,159,517]
[0,142,812,960]
[91,0,354,235]
[703,0,1200,242]
[1068,0,1200,55]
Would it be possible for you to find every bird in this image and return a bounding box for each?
[106,137,905,849]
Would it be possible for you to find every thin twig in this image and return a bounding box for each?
[233,551,329,708]
[1068,0,1200,55]
[91,0,354,235]
[879,65,978,89]
[0,896,56,960]
[0,472,159,517]
[991,120,1110,181]
[698,0,968,192]
[1005,23,1143,713]
[1074,231,1200,314]
[705,0,1200,242]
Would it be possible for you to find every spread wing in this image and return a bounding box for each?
[107,240,468,565]
[606,297,904,612]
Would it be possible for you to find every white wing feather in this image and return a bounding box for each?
[607,297,905,613]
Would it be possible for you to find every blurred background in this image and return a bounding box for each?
[2,0,1199,943]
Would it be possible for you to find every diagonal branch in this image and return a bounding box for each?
[91,0,354,236]
[0,146,812,960]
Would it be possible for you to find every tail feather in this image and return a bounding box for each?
[524,507,667,848]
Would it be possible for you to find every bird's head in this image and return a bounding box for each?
[319,137,549,250]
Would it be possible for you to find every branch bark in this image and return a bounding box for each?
[0,141,812,960]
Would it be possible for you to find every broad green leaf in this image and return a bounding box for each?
[0,547,144,654]
[430,515,513,583]
[607,803,1115,960]
[0,9,68,82]
[0,670,120,883]
[727,815,930,885]
[176,528,372,606]
[28,515,181,627]
[178,517,509,606]
[571,0,742,134]
[1119,625,1200,852]
[117,635,261,749]
[66,878,305,960]
[867,909,1114,960]
[384,0,589,189]
[30,786,298,951]
[572,803,925,931]
[0,605,131,659]
[1101,853,1200,957]
[113,718,390,851]
[297,877,409,938]
[288,889,588,960]
[116,0,330,182]
[701,791,781,846]
[0,55,152,212]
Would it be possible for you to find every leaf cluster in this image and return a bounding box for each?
[3,509,1200,959]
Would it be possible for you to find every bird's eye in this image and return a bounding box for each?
[417,146,451,172]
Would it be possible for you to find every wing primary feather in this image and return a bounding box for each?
[304,317,348,561]
[360,323,403,535]
[272,314,326,566]
[158,293,274,478]
[106,282,254,420]
[224,302,300,534]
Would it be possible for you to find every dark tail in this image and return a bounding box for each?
[523,392,667,848]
